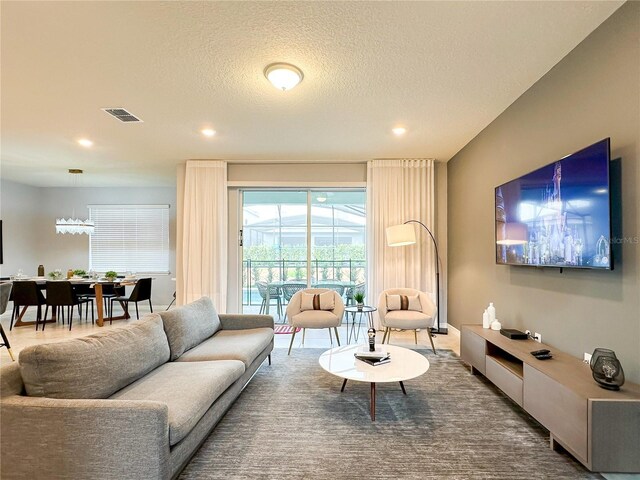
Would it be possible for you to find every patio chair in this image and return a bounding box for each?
[317,283,345,296]
[280,283,307,320]
[345,282,365,306]
[256,281,282,317]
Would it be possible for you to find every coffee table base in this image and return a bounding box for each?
[340,379,407,421]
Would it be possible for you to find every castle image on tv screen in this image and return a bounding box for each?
[495,139,611,269]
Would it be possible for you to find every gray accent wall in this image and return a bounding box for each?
[447,2,639,382]
[0,180,177,304]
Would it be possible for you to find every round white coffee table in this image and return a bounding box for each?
[319,344,430,421]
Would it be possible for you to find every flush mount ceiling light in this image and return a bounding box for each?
[264,63,304,91]
[201,128,216,137]
[392,127,407,136]
[77,138,93,147]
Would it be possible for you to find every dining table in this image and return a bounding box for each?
[7,277,138,328]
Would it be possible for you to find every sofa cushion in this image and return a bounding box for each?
[291,310,340,328]
[110,360,244,446]
[159,296,221,361]
[19,315,170,399]
[176,327,273,368]
[384,310,432,329]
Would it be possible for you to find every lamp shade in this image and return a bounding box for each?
[496,222,528,246]
[386,224,416,247]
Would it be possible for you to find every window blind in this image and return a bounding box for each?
[89,205,170,274]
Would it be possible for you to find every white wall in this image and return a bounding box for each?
[0,180,177,305]
[0,180,41,277]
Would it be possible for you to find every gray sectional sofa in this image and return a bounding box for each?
[0,297,274,480]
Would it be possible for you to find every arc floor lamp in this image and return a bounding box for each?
[386,220,447,335]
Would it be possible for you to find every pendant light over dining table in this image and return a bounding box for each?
[55,169,95,235]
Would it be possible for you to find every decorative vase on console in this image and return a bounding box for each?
[482,309,490,329]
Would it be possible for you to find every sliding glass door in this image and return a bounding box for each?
[241,189,365,320]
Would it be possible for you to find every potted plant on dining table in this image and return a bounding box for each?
[104,271,118,282]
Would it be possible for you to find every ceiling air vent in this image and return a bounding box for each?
[101,108,143,123]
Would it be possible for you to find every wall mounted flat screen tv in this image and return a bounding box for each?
[495,138,611,269]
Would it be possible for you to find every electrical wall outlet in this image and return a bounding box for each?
[534,332,542,343]
[584,352,592,364]
[525,329,532,337]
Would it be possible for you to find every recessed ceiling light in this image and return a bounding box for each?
[392,127,407,136]
[201,128,216,137]
[264,63,304,91]
[77,138,93,147]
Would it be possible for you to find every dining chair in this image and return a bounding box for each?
[44,281,94,331]
[9,281,46,330]
[109,278,152,324]
[0,283,15,360]
[378,288,436,354]
[286,288,345,355]
[256,281,282,318]
[77,283,125,318]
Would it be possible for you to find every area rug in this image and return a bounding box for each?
[180,349,601,479]
[273,325,300,334]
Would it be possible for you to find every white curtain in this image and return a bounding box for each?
[176,160,228,310]
[366,159,436,328]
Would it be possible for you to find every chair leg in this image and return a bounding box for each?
[386,328,391,344]
[302,328,306,345]
[149,300,153,314]
[428,328,437,355]
[68,306,73,331]
[10,304,16,330]
[414,329,418,345]
[260,299,265,314]
[334,327,341,346]
[109,299,114,325]
[0,325,15,361]
[328,328,333,345]
[135,302,139,320]
[381,327,388,344]
[288,328,298,355]
[91,300,95,324]
[268,353,272,365]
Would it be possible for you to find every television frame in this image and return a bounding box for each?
[494,138,613,270]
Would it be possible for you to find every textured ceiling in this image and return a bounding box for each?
[0,1,623,187]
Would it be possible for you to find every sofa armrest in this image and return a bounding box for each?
[219,313,274,330]
[1,395,170,480]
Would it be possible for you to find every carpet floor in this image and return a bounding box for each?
[180,348,601,479]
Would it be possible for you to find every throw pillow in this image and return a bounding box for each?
[386,294,422,312]
[159,296,221,361]
[300,291,335,311]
